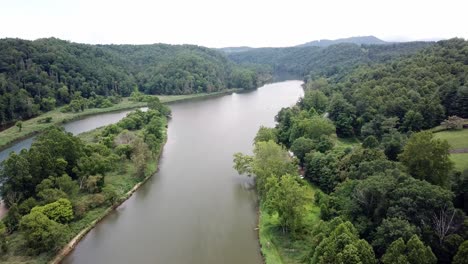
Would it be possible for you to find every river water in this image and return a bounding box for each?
[4,80,304,263]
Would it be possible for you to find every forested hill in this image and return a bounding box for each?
[0,38,264,124]
[296,35,388,47]
[243,38,468,264]
[309,38,468,135]
[227,41,433,78]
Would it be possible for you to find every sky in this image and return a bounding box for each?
[1,0,467,48]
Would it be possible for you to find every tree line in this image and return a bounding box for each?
[227,41,433,78]
[234,38,468,263]
[0,38,267,125]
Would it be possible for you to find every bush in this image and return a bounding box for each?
[87,193,106,209]
[19,210,69,254]
[31,198,74,223]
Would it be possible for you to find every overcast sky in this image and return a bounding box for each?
[1,0,467,48]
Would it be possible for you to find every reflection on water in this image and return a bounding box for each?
[63,80,304,264]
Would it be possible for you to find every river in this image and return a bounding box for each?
[3,80,304,263]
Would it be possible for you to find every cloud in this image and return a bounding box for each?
[1,0,467,47]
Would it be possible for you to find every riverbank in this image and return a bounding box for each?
[0,108,168,264]
[0,89,241,152]
[50,128,168,264]
[258,183,321,264]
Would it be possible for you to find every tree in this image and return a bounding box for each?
[290,137,315,164]
[289,115,335,142]
[304,151,341,193]
[372,217,420,255]
[3,204,21,232]
[300,90,329,114]
[441,116,464,130]
[37,188,68,204]
[85,175,104,193]
[362,135,379,149]
[55,174,79,196]
[453,240,468,264]
[19,210,69,254]
[308,218,377,264]
[0,151,33,206]
[31,198,74,223]
[402,110,424,132]
[0,221,7,253]
[254,126,278,143]
[399,131,453,187]
[15,121,23,132]
[315,135,334,153]
[264,175,308,233]
[233,140,297,198]
[382,235,437,264]
[381,131,407,161]
[131,138,151,179]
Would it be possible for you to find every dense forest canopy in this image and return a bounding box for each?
[235,38,468,264]
[227,41,433,78]
[0,38,265,124]
[313,38,468,138]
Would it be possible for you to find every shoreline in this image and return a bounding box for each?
[0,89,242,153]
[50,131,168,264]
[49,89,243,263]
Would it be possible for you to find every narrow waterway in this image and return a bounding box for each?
[61,80,303,264]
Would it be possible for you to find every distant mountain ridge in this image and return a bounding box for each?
[218,46,254,53]
[219,36,389,53]
[296,35,388,47]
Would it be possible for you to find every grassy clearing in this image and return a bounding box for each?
[0,89,241,151]
[259,183,321,264]
[433,129,468,150]
[451,153,468,171]
[335,136,360,148]
[432,129,468,171]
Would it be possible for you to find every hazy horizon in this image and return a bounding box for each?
[1,0,467,48]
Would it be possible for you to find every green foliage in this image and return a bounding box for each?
[0,151,33,206]
[0,97,168,260]
[452,170,468,213]
[0,221,7,253]
[264,175,308,233]
[37,188,68,204]
[228,41,431,78]
[304,150,342,193]
[254,126,278,144]
[381,235,437,264]
[402,110,424,132]
[381,131,407,161]
[233,140,297,198]
[15,121,23,132]
[308,218,377,264]
[0,37,260,125]
[55,174,79,196]
[3,204,21,232]
[300,90,329,114]
[289,115,335,143]
[31,198,74,223]
[19,210,69,254]
[372,217,420,255]
[290,137,316,164]
[362,135,379,149]
[399,131,453,187]
[453,240,468,264]
[18,197,38,215]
